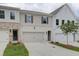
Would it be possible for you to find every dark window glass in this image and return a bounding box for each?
[0,10,5,19]
[10,12,15,19]
[25,15,33,23]
[56,19,59,25]
[41,16,48,24]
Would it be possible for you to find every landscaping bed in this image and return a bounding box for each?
[51,41,79,52]
[3,42,29,56]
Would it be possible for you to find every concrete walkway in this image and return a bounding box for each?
[0,42,8,56]
[24,42,79,56]
[69,42,79,47]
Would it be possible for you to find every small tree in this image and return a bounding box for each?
[60,21,78,45]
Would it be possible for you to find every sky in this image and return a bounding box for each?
[0,3,79,17]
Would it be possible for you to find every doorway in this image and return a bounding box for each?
[48,31,51,41]
[13,29,18,41]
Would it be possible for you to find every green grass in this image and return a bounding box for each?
[51,41,79,52]
[3,42,29,56]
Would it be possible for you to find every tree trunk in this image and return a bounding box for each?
[67,34,68,45]
[73,33,75,42]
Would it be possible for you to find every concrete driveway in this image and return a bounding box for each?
[24,42,79,56]
[0,42,8,56]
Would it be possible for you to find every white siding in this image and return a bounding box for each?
[20,13,52,32]
[52,5,77,31]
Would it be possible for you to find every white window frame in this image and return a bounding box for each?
[0,10,5,19]
[56,19,59,25]
[41,16,48,24]
[25,14,33,23]
[10,11,15,20]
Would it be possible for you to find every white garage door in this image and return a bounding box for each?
[23,32,44,42]
[73,33,79,42]
[0,30,9,42]
[55,33,73,44]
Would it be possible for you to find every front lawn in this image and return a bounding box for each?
[51,41,79,52]
[3,42,29,56]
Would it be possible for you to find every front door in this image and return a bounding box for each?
[13,29,18,41]
[48,31,51,41]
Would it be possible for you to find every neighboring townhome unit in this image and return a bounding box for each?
[20,10,52,42]
[0,5,20,44]
[50,4,79,44]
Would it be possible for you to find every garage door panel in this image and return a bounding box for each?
[55,33,74,43]
[34,33,43,41]
[23,32,44,42]
[55,33,67,43]
[75,33,79,41]
[23,33,34,42]
[0,30,9,42]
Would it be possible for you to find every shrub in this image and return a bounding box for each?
[55,42,59,44]
[51,41,79,52]
[51,41,54,43]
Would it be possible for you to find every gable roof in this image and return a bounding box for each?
[20,4,75,16]
[49,4,77,19]
[65,4,77,20]
[49,4,65,16]
[0,4,77,19]
[20,10,49,16]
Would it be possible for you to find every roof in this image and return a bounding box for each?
[0,4,77,18]
[20,10,49,16]
[48,3,78,20]
[0,5,49,15]
[0,5,20,10]
[49,4,65,16]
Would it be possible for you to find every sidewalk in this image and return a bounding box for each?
[69,42,79,47]
[24,42,79,56]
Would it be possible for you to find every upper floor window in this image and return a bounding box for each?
[0,10,5,19]
[41,16,48,24]
[25,15,33,23]
[62,20,64,25]
[56,19,59,25]
[10,12,15,20]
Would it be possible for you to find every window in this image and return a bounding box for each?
[41,16,48,24]
[10,12,15,19]
[67,20,70,24]
[25,15,33,23]
[62,20,64,25]
[56,19,59,25]
[0,10,5,19]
